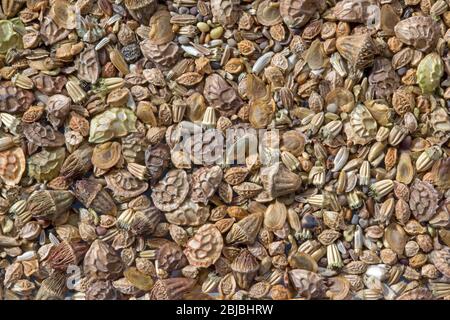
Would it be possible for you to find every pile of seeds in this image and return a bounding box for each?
[0,0,450,300]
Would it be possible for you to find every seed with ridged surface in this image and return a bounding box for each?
[417,52,444,94]
[184,224,223,268]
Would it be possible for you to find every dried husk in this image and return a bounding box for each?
[27,190,74,220]
[83,239,124,280]
[231,249,259,290]
[149,278,196,300]
[74,179,117,216]
[46,241,89,271]
[35,272,67,300]
[226,212,263,245]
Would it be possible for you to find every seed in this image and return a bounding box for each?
[196,22,210,33]
[210,26,224,39]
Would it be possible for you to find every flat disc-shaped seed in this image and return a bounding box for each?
[28,147,66,182]
[148,10,174,45]
[151,169,189,212]
[385,223,407,255]
[256,0,283,26]
[326,276,351,300]
[184,224,223,268]
[105,169,148,200]
[23,123,65,147]
[50,0,77,30]
[124,267,154,291]
[164,199,210,226]
[264,201,287,231]
[91,142,122,170]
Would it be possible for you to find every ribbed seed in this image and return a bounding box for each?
[66,80,87,103]
[109,47,129,75]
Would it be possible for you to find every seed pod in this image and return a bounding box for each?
[74,179,117,216]
[203,73,243,117]
[151,169,189,212]
[35,272,67,300]
[226,212,263,245]
[105,169,148,201]
[46,94,72,129]
[231,249,259,290]
[350,104,377,141]
[77,47,100,84]
[347,190,362,209]
[0,135,20,152]
[124,0,157,25]
[84,239,124,280]
[211,0,240,28]
[23,123,65,147]
[429,248,450,278]
[66,80,87,103]
[388,125,408,146]
[0,19,23,54]
[279,0,317,28]
[140,40,180,68]
[108,47,129,75]
[156,242,187,273]
[260,163,301,198]
[321,120,343,140]
[60,145,93,180]
[91,142,122,170]
[359,161,370,186]
[281,151,300,171]
[184,224,223,268]
[27,190,74,220]
[191,166,223,205]
[396,152,414,185]
[264,201,287,231]
[165,199,209,227]
[332,146,349,172]
[289,269,326,299]
[409,179,439,222]
[336,34,376,69]
[145,144,171,184]
[12,73,34,90]
[46,241,89,271]
[375,197,395,224]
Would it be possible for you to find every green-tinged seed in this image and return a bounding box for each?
[197,22,210,33]
[89,107,137,143]
[28,148,66,182]
[210,26,224,39]
[417,52,444,94]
